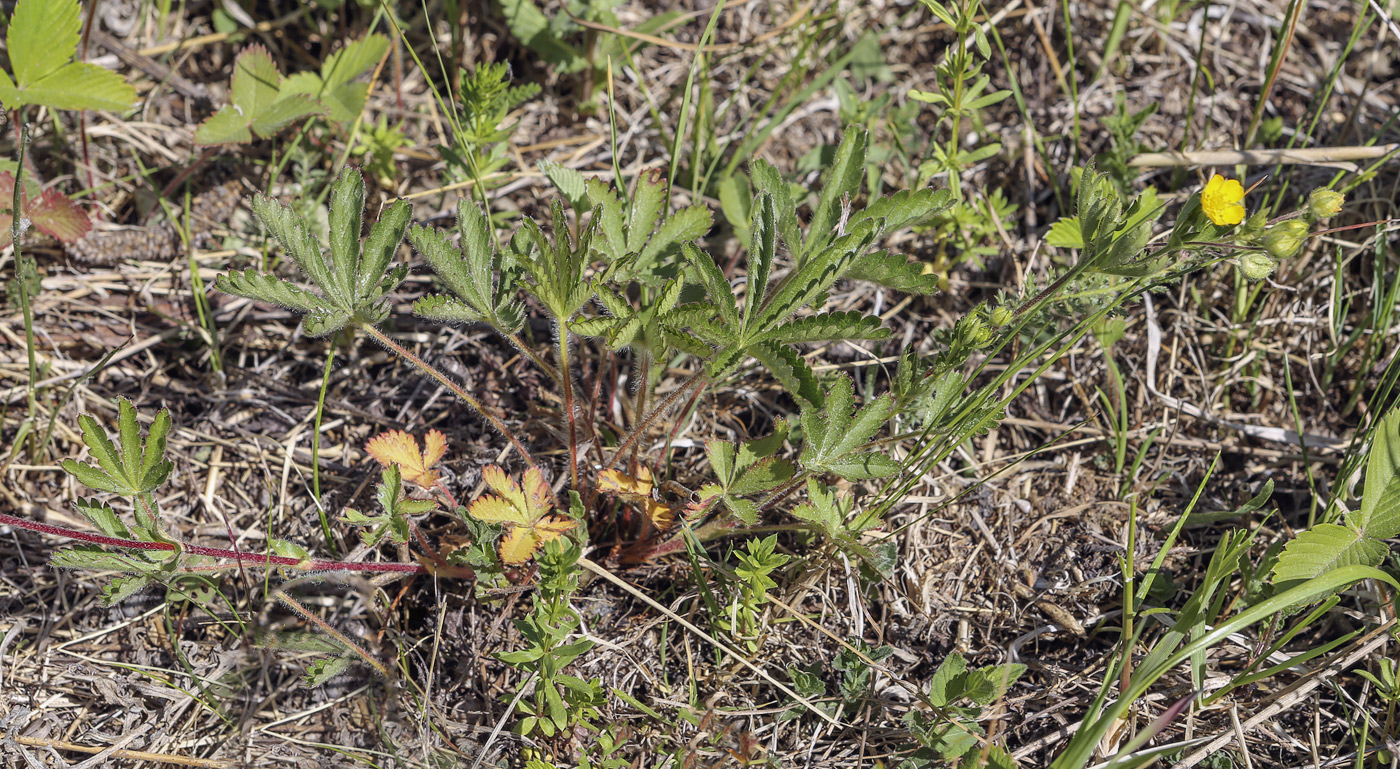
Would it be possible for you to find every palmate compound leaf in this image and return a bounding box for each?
[465,466,576,563]
[364,429,447,491]
[0,0,137,111]
[60,397,174,497]
[344,465,438,547]
[799,374,898,481]
[408,198,525,332]
[696,423,795,525]
[194,45,322,145]
[583,171,712,282]
[684,193,889,405]
[214,167,412,337]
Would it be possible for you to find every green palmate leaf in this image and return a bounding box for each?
[799,375,898,480]
[0,0,137,111]
[1271,523,1389,586]
[280,34,389,124]
[791,479,879,561]
[409,198,525,332]
[61,398,174,496]
[699,424,795,525]
[194,45,322,144]
[584,171,712,282]
[215,167,411,337]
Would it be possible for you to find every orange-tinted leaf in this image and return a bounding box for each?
[467,493,530,526]
[598,466,654,498]
[600,466,673,528]
[28,187,91,242]
[0,171,91,248]
[365,429,446,490]
[642,498,675,529]
[422,430,448,467]
[498,526,538,564]
[467,465,568,563]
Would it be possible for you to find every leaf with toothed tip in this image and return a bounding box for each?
[194,45,322,145]
[0,172,92,248]
[213,167,412,337]
[0,0,137,111]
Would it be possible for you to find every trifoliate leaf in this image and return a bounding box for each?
[0,0,136,111]
[1272,523,1388,586]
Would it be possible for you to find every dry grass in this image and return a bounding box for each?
[2,0,1399,766]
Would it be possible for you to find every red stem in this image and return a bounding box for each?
[0,511,427,575]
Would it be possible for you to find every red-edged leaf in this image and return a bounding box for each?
[28,187,90,242]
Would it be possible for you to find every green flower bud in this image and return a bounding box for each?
[1239,208,1269,238]
[988,305,1013,328]
[1263,219,1308,259]
[1307,188,1344,219]
[1239,252,1277,282]
[960,315,993,349]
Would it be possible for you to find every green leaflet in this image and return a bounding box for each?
[214,168,411,337]
[0,0,137,111]
[193,45,321,144]
[799,375,898,481]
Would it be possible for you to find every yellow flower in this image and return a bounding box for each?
[1201,174,1246,226]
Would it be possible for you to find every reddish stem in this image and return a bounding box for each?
[0,511,427,575]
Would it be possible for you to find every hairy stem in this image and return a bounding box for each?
[311,344,338,554]
[361,324,534,466]
[0,511,428,575]
[631,349,653,472]
[10,110,39,460]
[275,589,391,679]
[502,329,560,384]
[605,370,708,470]
[558,327,580,488]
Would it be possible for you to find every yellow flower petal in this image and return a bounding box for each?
[1202,174,1246,226]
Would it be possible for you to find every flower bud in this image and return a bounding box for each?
[1263,220,1308,259]
[1307,188,1344,219]
[988,305,1013,328]
[960,315,993,349]
[1239,252,1277,282]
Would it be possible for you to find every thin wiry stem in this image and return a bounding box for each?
[274,588,391,679]
[361,324,535,466]
[558,327,580,488]
[605,370,708,470]
[0,511,427,575]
